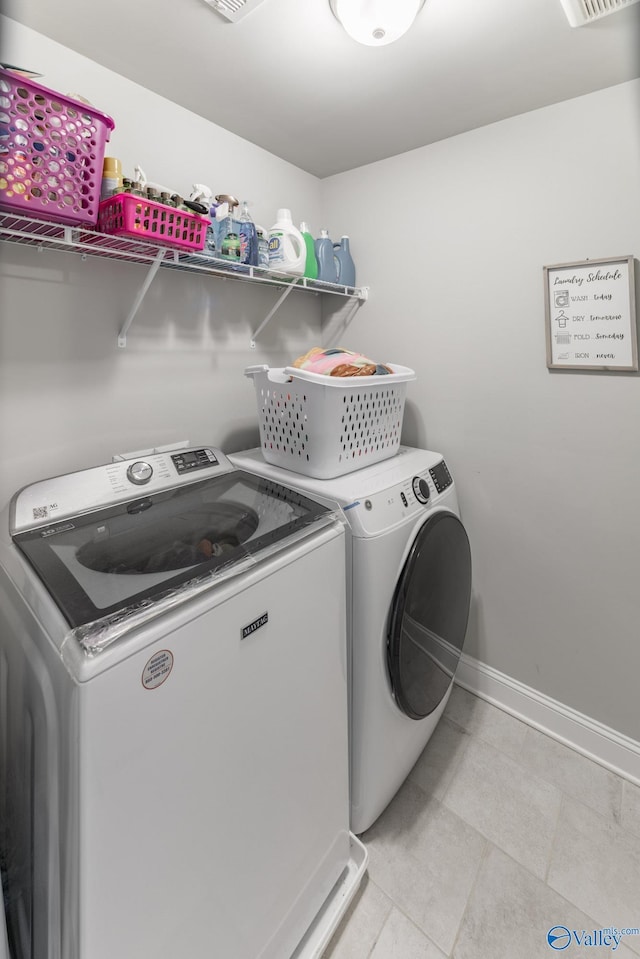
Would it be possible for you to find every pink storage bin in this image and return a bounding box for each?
[0,68,115,227]
[97,194,208,251]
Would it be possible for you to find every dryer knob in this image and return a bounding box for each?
[412,476,430,504]
[127,461,153,485]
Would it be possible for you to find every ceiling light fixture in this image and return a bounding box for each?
[329,0,426,46]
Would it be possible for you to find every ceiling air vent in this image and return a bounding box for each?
[202,0,267,22]
[559,0,640,26]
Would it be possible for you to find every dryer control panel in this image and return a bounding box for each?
[347,460,457,538]
[411,475,430,504]
[429,460,453,494]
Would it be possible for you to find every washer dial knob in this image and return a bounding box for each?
[126,461,153,485]
[412,476,430,504]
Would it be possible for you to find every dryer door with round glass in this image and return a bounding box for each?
[387,510,472,720]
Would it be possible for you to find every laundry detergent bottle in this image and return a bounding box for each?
[333,235,356,288]
[255,225,270,268]
[315,229,338,283]
[268,209,306,275]
[238,200,258,266]
[299,221,318,280]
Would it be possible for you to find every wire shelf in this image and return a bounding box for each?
[0,211,368,299]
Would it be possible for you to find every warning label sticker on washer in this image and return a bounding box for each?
[142,650,174,690]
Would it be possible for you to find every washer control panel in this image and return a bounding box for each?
[126,461,153,485]
[11,446,230,533]
[171,448,219,474]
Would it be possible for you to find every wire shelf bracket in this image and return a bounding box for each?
[0,212,369,349]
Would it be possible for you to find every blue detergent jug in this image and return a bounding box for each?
[333,236,356,288]
[315,230,338,283]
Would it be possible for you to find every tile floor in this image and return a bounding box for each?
[324,685,640,959]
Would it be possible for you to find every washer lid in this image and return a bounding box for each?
[387,511,472,720]
[13,471,330,630]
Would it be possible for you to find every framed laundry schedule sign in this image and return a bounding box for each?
[544,256,637,371]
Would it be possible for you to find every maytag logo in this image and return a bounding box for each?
[242,612,268,640]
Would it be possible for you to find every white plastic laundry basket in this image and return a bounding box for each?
[245,364,416,479]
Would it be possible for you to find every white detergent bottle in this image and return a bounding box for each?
[268,209,306,275]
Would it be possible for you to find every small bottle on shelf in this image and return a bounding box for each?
[100,157,122,201]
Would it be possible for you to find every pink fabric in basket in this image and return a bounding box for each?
[293,347,392,376]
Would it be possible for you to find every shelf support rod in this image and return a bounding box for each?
[117,248,165,348]
[250,277,298,348]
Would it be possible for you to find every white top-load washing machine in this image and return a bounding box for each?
[229,447,472,835]
[0,445,365,959]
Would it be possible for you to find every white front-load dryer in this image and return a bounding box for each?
[229,447,472,835]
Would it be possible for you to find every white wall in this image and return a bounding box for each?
[321,80,640,740]
[0,18,325,506]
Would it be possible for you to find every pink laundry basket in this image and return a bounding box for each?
[0,68,115,227]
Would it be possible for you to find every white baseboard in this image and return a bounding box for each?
[455,654,640,787]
